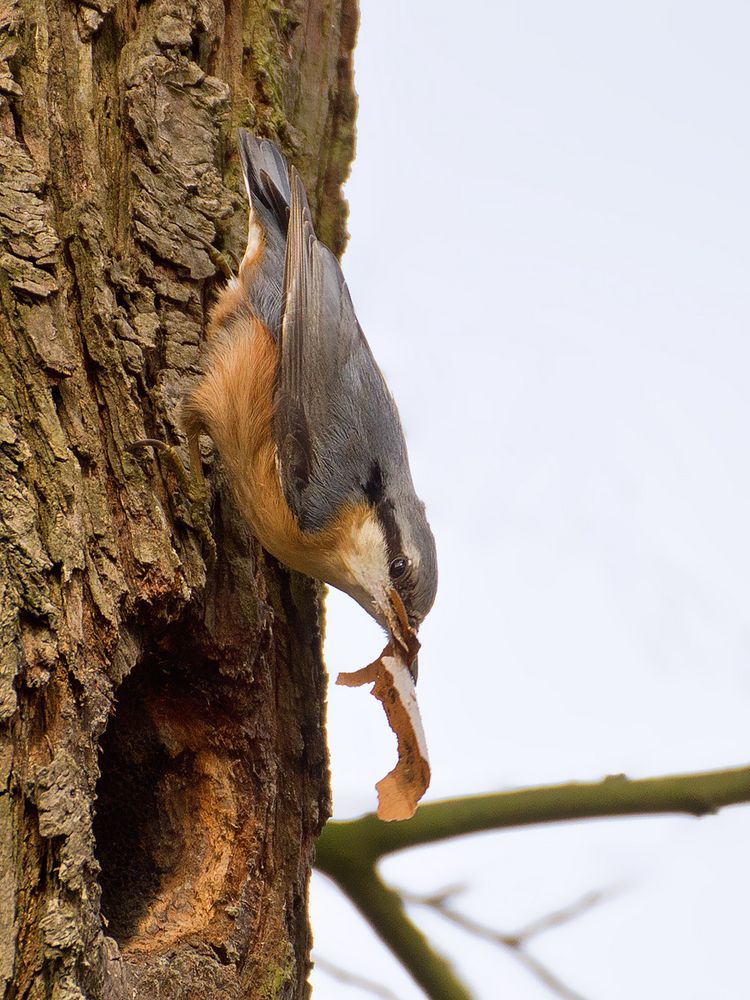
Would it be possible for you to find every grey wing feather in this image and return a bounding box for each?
[274,169,411,532]
[237,131,290,223]
[237,130,291,337]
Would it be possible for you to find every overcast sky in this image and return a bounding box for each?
[309,3,750,997]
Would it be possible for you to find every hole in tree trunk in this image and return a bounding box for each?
[95,671,173,942]
[94,647,248,953]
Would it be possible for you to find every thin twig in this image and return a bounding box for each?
[515,889,612,940]
[403,887,612,1000]
[501,948,589,1000]
[313,954,401,1000]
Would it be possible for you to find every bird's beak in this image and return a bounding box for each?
[379,588,421,683]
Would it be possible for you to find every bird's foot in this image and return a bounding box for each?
[206,245,237,281]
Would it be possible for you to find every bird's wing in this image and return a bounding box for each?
[274,168,410,533]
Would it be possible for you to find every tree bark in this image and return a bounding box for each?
[0,1,357,997]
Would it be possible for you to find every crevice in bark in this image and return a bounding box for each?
[91,9,130,256]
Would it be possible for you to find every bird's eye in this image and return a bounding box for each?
[389,556,410,580]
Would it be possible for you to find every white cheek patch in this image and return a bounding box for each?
[344,516,388,598]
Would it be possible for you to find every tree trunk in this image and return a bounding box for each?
[0,1,357,997]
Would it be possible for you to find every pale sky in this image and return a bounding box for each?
[310,3,750,997]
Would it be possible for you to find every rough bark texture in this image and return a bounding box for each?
[0,1,357,997]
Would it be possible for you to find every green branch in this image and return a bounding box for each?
[317,764,750,863]
[318,864,473,1000]
[315,764,750,998]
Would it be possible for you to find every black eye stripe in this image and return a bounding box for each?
[375,500,403,564]
[363,462,384,505]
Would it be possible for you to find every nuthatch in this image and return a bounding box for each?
[182,132,437,677]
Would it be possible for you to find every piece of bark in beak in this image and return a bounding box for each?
[337,642,430,821]
[386,588,420,669]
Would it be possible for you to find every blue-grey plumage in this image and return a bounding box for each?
[236,132,289,337]
[183,131,437,675]
[276,165,437,632]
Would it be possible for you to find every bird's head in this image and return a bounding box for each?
[332,493,437,681]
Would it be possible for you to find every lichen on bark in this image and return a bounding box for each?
[0,1,358,997]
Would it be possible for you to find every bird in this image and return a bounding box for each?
[181,131,437,678]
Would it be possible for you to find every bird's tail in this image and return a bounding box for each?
[236,130,292,337]
[238,131,291,240]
